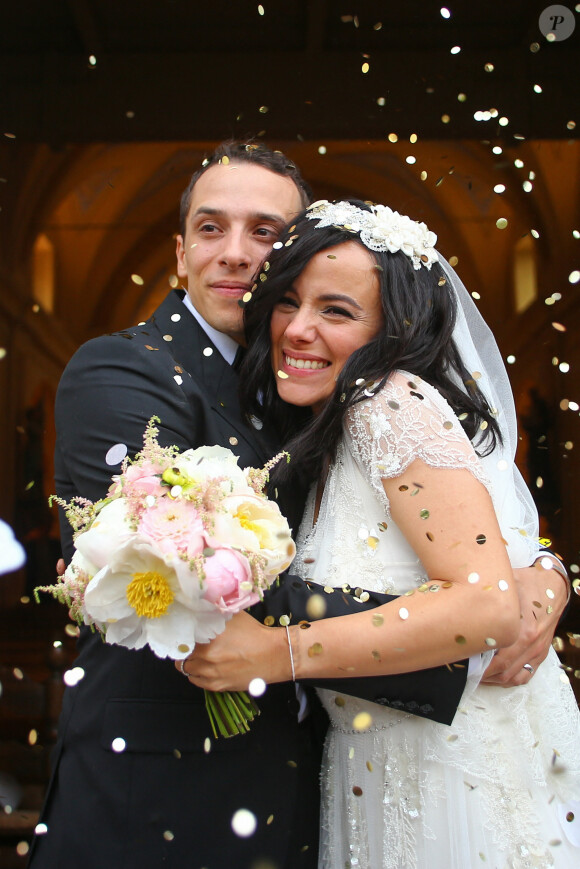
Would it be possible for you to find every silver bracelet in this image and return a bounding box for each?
[285,625,296,682]
[534,551,571,602]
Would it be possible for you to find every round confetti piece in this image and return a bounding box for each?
[308,642,323,657]
[306,594,326,619]
[34,823,48,835]
[498,580,509,591]
[111,737,126,753]
[455,635,467,644]
[277,370,289,379]
[398,607,409,620]
[163,831,174,841]
[106,443,128,466]
[249,677,266,697]
[231,808,257,838]
[353,786,363,796]
[352,711,373,731]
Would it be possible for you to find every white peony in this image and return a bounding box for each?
[164,445,251,496]
[212,493,296,576]
[75,497,136,570]
[83,537,227,659]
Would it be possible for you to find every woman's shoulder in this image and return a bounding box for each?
[347,370,462,431]
[344,370,487,482]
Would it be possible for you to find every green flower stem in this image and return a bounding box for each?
[204,690,261,739]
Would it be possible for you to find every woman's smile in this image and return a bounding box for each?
[270,241,383,412]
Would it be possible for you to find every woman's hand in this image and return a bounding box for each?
[481,562,569,685]
[175,611,291,691]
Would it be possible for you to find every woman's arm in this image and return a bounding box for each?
[181,459,521,691]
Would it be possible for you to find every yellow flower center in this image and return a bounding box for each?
[126,571,174,618]
[235,508,267,548]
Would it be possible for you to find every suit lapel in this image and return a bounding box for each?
[146,291,275,464]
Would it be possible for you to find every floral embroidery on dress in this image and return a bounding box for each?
[345,371,490,517]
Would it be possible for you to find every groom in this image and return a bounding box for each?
[29,141,569,869]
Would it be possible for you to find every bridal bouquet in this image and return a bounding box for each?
[36,417,295,737]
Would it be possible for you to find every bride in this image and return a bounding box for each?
[186,199,580,867]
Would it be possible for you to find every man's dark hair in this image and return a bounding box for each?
[240,199,502,488]
[179,140,313,238]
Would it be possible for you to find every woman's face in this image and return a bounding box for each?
[270,241,383,413]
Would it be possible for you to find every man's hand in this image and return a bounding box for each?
[482,560,568,686]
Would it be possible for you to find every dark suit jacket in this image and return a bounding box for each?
[29,291,466,869]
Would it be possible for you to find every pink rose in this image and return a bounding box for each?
[138,499,205,558]
[203,548,258,613]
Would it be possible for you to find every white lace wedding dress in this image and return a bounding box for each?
[293,371,580,869]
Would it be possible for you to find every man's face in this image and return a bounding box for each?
[176,162,304,342]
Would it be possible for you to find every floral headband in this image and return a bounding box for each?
[305,200,439,270]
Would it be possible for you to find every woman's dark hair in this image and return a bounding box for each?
[179,140,312,238]
[240,199,501,487]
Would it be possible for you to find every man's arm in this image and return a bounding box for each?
[251,576,469,725]
[55,334,201,560]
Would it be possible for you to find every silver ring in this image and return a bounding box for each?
[179,659,188,676]
[522,663,535,675]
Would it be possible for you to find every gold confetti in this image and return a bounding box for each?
[306,595,326,619]
[371,650,382,661]
[163,831,175,841]
[264,615,275,626]
[277,370,289,379]
[308,642,323,657]
[335,695,346,707]
[419,509,430,520]
[267,814,274,825]
[496,218,508,229]
[372,613,384,627]
[455,635,467,644]
[485,637,497,647]
[221,155,230,165]
[352,711,373,731]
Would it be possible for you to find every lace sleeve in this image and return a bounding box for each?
[345,371,490,514]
